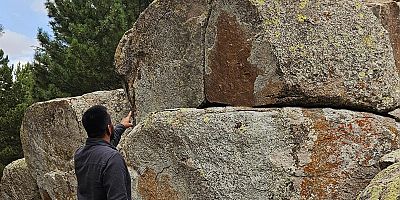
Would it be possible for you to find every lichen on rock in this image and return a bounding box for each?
[119,107,400,199]
[0,158,41,200]
[358,162,400,200]
[116,0,400,124]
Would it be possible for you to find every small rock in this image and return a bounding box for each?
[379,149,400,170]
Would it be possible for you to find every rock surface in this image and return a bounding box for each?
[378,149,400,170]
[0,158,41,200]
[116,0,400,123]
[42,170,77,200]
[368,1,400,71]
[20,89,131,199]
[115,0,207,123]
[358,161,400,200]
[119,107,400,200]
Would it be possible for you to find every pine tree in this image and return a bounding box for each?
[0,24,4,36]
[0,51,32,175]
[34,0,152,98]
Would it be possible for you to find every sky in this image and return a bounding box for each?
[0,0,52,66]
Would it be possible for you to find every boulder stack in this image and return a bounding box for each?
[2,0,400,199]
[116,0,400,123]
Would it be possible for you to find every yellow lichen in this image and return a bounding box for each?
[250,0,266,6]
[167,116,183,127]
[289,44,305,52]
[382,96,394,106]
[383,175,400,199]
[299,0,309,9]
[199,169,206,177]
[264,17,281,26]
[238,124,247,133]
[355,1,362,10]
[274,31,281,38]
[297,14,308,23]
[364,185,383,200]
[358,163,400,199]
[363,35,375,48]
[203,116,210,123]
[358,71,366,79]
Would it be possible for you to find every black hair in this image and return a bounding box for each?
[82,105,111,138]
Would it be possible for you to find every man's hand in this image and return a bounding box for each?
[120,111,133,128]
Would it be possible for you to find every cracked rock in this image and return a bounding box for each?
[116,0,400,124]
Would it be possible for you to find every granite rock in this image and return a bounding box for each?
[115,0,208,123]
[0,158,41,200]
[119,107,400,199]
[116,0,400,123]
[358,162,400,200]
[378,149,400,170]
[20,89,131,199]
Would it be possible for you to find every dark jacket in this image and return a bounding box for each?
[74,124,131,200]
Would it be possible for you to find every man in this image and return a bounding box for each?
[74,105,133,200]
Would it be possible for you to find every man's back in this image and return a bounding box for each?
[74,138,131,200]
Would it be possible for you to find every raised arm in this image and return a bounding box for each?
[110,111,133,147]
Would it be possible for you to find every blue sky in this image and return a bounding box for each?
[0,0,52,66]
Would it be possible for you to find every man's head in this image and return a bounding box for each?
[82,105,113,138]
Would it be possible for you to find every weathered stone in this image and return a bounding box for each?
[119,107,400,200]
[368,1,400,72]
[378,149,400,170]
[20,89,131,199]
[116,0,400,123]
[42,170,77,200]
[115,0,208,123]
[357,162,400,200]
[0,158,41,200]
[242,0,400,111]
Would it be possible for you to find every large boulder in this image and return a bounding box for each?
[115,0,207,123]
[0,158,41,200]
[20,89,131,199]
[116,0,400,123]
[357,161,400,200]
[119,107,400,199]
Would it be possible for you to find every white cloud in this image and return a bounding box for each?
[0,30,38,66]
[31,0,47,15]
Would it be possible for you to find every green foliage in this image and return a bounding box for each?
[34,0,152,98]
[0,50,36,177]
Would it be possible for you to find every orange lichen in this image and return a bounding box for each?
[388,125,400,147]
[138,168,180,200]
[300,110,396,199]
